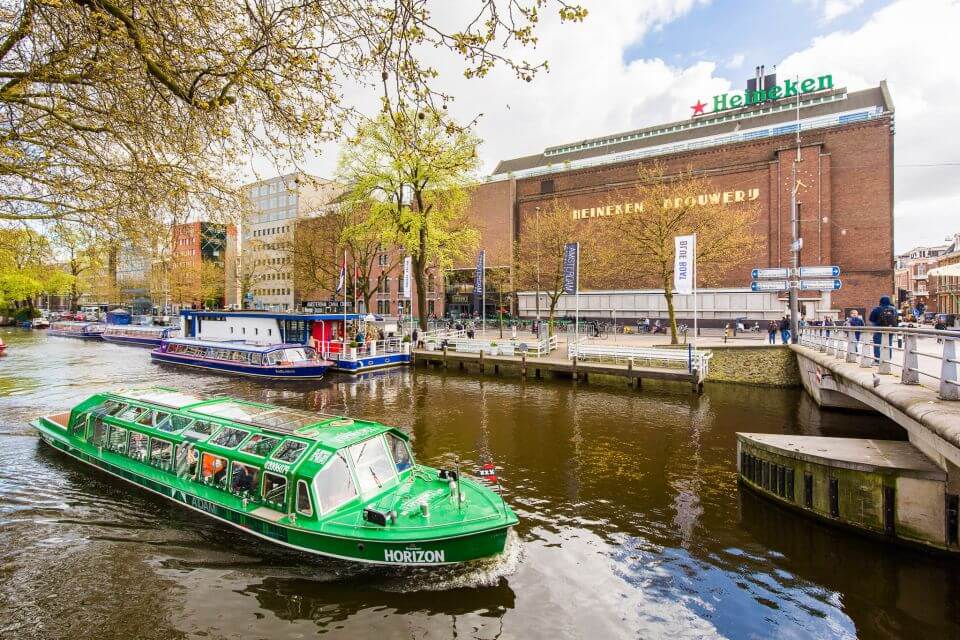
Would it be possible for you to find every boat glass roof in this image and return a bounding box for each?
[190,400,323,435]
[115,388,204,409]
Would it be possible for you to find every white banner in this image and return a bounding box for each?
[402,256,412,299]
[674,234,696,295]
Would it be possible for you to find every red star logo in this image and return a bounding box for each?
[691,100,706,116]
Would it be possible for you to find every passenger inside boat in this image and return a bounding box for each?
[129,432,148,461]
[231,463,258,494]
[201,453,228,488]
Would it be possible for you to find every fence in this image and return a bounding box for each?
[315,338,407,362]
[422,334,558,357]
[799,325,960,400]
[567,339,713,382]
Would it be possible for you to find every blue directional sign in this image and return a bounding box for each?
[799,279,842,291]
[799,266,841,278]
[752,267,789,279]
[751,280,789,292]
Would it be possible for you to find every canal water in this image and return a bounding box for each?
[1,329,957,639]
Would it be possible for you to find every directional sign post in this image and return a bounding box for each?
[752,268,789,280]
[799,266,841,278]
[799,279,842,291]
[751,280,789,292]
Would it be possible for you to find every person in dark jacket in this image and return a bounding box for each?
[868,295,898,361]
[778,316,790,344]
[767,320,777,345]
[847,309,865,352]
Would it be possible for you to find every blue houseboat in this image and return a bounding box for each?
[177,311,411,373]
[48,321,106,339]
[103,324,180,347]
[152,338,332,379]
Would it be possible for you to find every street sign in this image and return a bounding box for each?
[799,279,842,291]
[791,238,804,251]
[799,266,841,278]
[751,280,789,292]
[752,267,789,279]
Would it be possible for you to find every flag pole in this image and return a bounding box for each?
[342,249,347,350]
[575,241,580,341]
[693,233,698,347]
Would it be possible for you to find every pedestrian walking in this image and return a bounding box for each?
[848,309,864,352]
[767,320,777,345]
[778,315,791,344]
[868,295,898,362]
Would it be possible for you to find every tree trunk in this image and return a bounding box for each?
[413,254,428,331]
[662,271,678,345]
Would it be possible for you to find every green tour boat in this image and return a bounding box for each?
[32,388,518,565]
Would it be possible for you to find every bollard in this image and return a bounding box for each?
[479,349,484,374]
[521,353,527,379]
[901,334,919,385]
[627,359,633,388]
[941,338,959,400]
[572,353,578,381]
[443,345,448,368]
[859,331,872,368]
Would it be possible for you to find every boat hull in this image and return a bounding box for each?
[103,335,164,348]
[34,423,512,565]
[151,351,329,379]
[333,353,411,373]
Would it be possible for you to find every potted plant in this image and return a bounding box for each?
[348,340,359,360]
[487,341,499,355]
[402,334,412,354]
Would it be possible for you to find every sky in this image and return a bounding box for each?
[274,0,960,254]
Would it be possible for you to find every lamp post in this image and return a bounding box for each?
[535,206,541,322]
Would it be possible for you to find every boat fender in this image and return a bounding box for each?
[363,507,389,526]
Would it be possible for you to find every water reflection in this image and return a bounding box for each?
[0,329,956,639]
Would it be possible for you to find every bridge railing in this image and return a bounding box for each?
[799,325,960,400]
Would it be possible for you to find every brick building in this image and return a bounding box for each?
[169,222,228,309]
[463,76,896,323]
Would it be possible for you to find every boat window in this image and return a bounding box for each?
[263,351,280,366]
[314,451,357,513]
[136,410,172,431]
[386,433,413,472]
[97,400,126,416]
[272,440,307,463]
[107,425,128,454]
[262,472,287,507]
[157,414,193,434]
[182,420,217,441]
[150,438,173,469]
[70,412,89,438]
[250,353,263,365]
[128,432,148,461]
[200,452,228,489]
[239,434,281,457]
[175,443,200,478]
[230,462,260,496]
[209,427,249,449]
[296,480,313,516]
[348,437,397,496]
[281,347,313,362]
[116,405,149,423]
[89,415,109,447]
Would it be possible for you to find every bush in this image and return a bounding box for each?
[402,335,412,343]
[349,341,359,348]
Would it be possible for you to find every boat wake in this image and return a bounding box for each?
[378,528,523,592]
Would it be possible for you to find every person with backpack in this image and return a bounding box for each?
[767,320,778,345]
[778,315,791,344]
[868,295,898,362]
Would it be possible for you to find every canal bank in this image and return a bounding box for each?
[2,329,958,638]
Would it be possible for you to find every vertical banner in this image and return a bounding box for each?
[562,242,579,295]
[402,255,411,299]
[674,235,696,295]
[473,250,485,315]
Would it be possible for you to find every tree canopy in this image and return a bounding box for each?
[0,0,586,232]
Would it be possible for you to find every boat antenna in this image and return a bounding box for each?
[456,456,463,513]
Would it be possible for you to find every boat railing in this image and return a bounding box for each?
[314,338,409,362]
[426,333,558,357]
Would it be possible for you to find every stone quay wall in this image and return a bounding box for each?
[705,345,801,387]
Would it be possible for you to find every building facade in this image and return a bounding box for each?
[169,222,228,309]
[464,77,895,323]
[238,173,340,311]
[894,242,951,309]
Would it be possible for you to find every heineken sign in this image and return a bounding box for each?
[691,73,834,116]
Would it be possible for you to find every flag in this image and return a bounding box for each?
[476,462,498,485]
[473,250,485,314]
[402,256,412,299]
[674,234,696,295]
[335,258,346,293]
[562,242,579,294]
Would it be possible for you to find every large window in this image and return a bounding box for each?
[314,451,357,513]
[239,434,280,458]
[230,462,260,496]
[136,410,172,431]
[183,420,217,442]
[201,453,228,489]
[157,415,193,434]
[209,427,249,449]
[296,480,313,516]
[116,405,149,423]
[262,472,287,507]
[386,433,412,472]
[348,437,397,496]
[128,432,148,461]
[106,425,127,454]
[70,412,89,438]
[150,439,173,469]
[272,440,307,463]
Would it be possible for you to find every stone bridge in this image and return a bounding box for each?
[737,327,960,554]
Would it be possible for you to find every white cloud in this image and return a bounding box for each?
[778,0,960,252]
[726,53,746,69]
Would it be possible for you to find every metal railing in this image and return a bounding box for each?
[315,338,407,362]
[567,339,713,382]
[799,325,960,400]
[436,334,558,357]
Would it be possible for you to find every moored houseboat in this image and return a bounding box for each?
[103,324,180,347]
[178,310,411,373]
[152,338,332,379]
[32,388,517,565]
[48,320,106,339]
